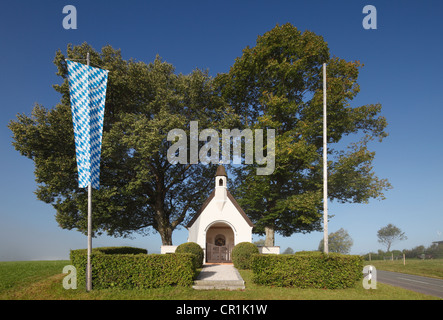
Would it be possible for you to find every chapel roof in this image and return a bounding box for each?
[185,190,254,228]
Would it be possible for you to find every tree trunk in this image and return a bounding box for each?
[265,226,275,246]
[154,197,173,245]
[159,224,173,245]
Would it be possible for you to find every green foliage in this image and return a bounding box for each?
[417,243,443,259]
[231,242,259,269]
[175,242,204,268]
[2,261,440,299]
[318,228,353,254]
[282,247,294,254]
[8,43,235,245]
[223,23,391,244]
[77,246,148,255]
[251,251,363,289]
[9,28,391,249]
[70,249,195,289]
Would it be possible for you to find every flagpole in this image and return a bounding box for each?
[86,52,93,292]
[67,53,108,292]
[323,62,328,254]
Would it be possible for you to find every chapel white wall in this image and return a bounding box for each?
[187,197,252,248]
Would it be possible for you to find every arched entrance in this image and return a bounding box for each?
[205,221,235,263]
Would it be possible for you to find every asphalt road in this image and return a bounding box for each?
[376,270,443,299]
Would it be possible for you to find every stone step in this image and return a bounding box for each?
[192,279,245,290]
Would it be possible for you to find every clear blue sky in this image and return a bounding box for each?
[1,0,442,261]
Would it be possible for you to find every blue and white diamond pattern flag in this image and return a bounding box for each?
[67,60,109,189]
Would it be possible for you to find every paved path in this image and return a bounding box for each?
[377,270,443,299]
[193,264,245,290]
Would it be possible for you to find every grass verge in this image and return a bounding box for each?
[366,259,443,279]
[0,260,440,300]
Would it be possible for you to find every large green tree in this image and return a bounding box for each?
[218,23,392,245]
[9,43,235,245]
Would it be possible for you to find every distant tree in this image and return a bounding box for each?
[404,243,443,259]
[253,239,266,246]
[318,228,353,254]
[282,247,294,254]
[426,243,443,259]
[377,224,407,252]
[404,245,425,259]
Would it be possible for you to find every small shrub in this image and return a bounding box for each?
[232,242,259,269]
[175,242,204,268]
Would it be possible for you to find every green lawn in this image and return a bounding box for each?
[367,259,443,279]
[0,260,441,300]
[0,260,69,294]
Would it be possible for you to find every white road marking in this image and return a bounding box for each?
[397,277,429,285]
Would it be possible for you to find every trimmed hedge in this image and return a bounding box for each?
[175,242,204,268]
[232,242,259,270]
[71,246,148,255]
[70,249,195,289]
[251,251,363,289]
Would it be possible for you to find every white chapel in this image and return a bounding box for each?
[160,164,279,261]
[186,165,254,263]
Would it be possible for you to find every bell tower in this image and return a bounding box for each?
[214,165,227,211]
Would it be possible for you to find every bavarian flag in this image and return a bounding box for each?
[67,60,109,189]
